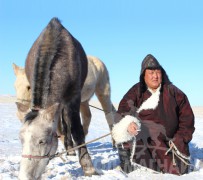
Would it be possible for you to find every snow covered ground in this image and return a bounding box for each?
[0,97,203,179]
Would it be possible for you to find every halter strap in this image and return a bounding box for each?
[21,132,58,160]
[22,154,50,160]
[16,98,31,103]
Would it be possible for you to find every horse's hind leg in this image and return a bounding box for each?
[95,82,115,131]
[95,78,116,146]
[80,101,92,136]
[64,100,96,176]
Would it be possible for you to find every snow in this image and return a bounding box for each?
[0,98,203,180]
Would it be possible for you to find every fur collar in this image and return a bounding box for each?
[137,85,161,113]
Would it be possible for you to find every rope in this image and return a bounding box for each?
[89,104,112,114]
[165,140,193,167]
[50,132,111,161]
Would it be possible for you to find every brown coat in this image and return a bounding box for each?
[117,83,195,174]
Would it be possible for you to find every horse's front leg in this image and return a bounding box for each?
[66,100,96,176]
[95,91,116,146]
[61,108,76,156]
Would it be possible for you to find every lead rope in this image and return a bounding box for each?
[89,104,115,114]
[165,140,193,167]
[50,132,111,161]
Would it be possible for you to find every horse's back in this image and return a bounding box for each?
[81,56,109,102]
[25,18,87,108]
[87,55,106,74]
[87,56,111,96]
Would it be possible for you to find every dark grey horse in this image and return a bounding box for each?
[18,18,96,179]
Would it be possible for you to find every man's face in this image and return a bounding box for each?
[144,69,162,91]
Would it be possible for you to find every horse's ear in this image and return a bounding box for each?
[43,103,60,122]
[12,63,19,75]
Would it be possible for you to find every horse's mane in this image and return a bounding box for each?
[24,110,39,123]
[31,17,64,109]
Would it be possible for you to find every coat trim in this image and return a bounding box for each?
[112,115,141,145]
[130,139,136,162]
[137,85,161,113]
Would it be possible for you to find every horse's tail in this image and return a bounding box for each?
[31,17,63,109]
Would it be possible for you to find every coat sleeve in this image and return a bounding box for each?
[171,86,195,157]
[116,84,139,122]
[112,115,141,144]
[112,84,141,144]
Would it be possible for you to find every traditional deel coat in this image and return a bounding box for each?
[113,82,195,175]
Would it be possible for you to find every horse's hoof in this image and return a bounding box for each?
[84,167,98,176]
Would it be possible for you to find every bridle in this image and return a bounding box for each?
[22,132,58,160]
[16,98,31,103]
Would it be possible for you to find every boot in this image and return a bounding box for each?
[117,143,134,173]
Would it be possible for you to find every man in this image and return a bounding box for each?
[112,54,195,175]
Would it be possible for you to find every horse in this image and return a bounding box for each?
[13,56,116,151]
[18,17,96,179]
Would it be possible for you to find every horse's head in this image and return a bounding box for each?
[18,103,60,180]
[13,63,31,121]
[12,63,31,103]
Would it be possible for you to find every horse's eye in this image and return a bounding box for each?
[27,86,31,91]
[39,140,46,145]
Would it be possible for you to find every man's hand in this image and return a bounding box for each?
[127,122,139,136]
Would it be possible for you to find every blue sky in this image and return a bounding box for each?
[0,0,203,106]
